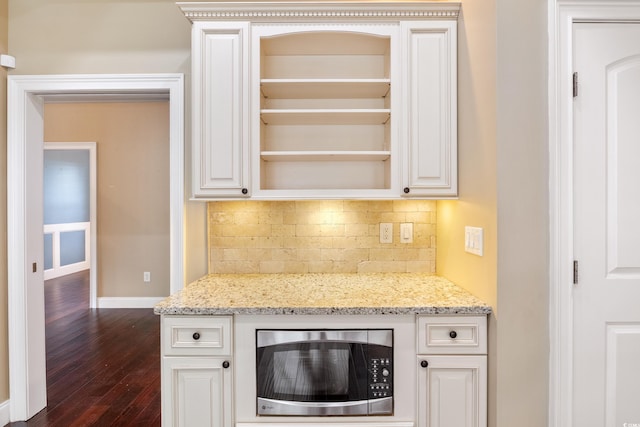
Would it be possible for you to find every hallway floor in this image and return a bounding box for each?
[5,271,161,426]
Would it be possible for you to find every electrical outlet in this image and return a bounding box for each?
[143,271,151,282]
[380,223,393,244]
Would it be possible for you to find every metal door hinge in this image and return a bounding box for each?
[573,260,579,285]
[573,72,578,98]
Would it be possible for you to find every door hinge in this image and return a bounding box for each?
[573,72,578,98]
[573,260,579,285]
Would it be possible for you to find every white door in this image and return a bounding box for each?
[573,22,640,427]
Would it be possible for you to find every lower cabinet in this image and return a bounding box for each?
[416,316,488,427]
[161,315,234,427]
[416,355,487,427]
[162,357,233,427]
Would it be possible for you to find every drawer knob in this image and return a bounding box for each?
[449,330,457,339]
[242,188,248,195]
[222,360,230,369]
[420,360,429,368]
[192,332,201,340]
[403,187,410,194]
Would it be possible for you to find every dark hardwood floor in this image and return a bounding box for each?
[6,271,161,427]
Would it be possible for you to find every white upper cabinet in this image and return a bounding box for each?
[190,21,250,199]
[401,21,457,197]
[180,2,460,200]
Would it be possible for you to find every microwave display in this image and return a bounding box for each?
[256,329,393,416]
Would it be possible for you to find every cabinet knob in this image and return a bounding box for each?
[222,360,230,369]
[192,332,200,340]
[403,187,410,194]
[420,360,428,368]
[449,330,457,339]
[241,188,248,195]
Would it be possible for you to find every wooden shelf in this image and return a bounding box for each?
[261,109,390,125]
[260,150,391,162]
[261,79,390,99]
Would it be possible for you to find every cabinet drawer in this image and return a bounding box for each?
[417,315,487,354]
[162,316,233,356]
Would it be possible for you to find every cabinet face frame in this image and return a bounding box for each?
[250,24,402,199]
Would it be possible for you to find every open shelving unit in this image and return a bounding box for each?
[255,29,395,193]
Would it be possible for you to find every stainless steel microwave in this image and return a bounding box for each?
[256,329,393,416]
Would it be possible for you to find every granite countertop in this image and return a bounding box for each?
[153,273,491,316]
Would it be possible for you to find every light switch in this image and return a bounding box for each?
[464,226,484,256]
[400,223,413,243]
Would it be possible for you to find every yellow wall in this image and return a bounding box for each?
[44,102,171,298]
[436,0,499,424]
[0,0,8,404]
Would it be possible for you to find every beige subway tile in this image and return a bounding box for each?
[320,224,345,237]
[343,248,369,263]
[345,224,369,237]
[289,236,334,249]
[405,211,430,223]
[357,261,406,273]
[282,261,309,273]
[223,248,248,261]
[271,224,295,237]
[330,261,359,273]
[208,211,235,224]
[369,248,396,261]
[418,201,437,212]
[307,261,335,273]
[406,261,434,274]
[256,236,284,249]
[282,210,298,225]
[295,200,343,212]
[343,200,370,212]
[321,248,346,261]
[332,236,358,249]
[259,261,286,273]
[223,224,272,237]
[365,200,394,212]
[272,248,298,261]
[296,224,321,237]
[340,211,365,224]
[247,248,272,262]
[356,235,377,248]
[297,248,322,261]
[393,200,421,212]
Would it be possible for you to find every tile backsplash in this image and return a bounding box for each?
[208,200,436,274]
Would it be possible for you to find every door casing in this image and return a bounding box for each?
[548,2,640,427]
[7,74,185,421]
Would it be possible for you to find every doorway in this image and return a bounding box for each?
[43,143,97,307]
[549,3,640,427]
[7,74,185,422]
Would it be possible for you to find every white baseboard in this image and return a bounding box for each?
[0,399,10,425]
[97,297,164,308]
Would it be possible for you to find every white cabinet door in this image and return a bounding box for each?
[191,21,250,198]
[401,21,457,197]
[162,357,233,427]
[417,355,487,427]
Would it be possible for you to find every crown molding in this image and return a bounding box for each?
[177,2,461,22]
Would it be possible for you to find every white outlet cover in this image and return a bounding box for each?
[380,223,393,244]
